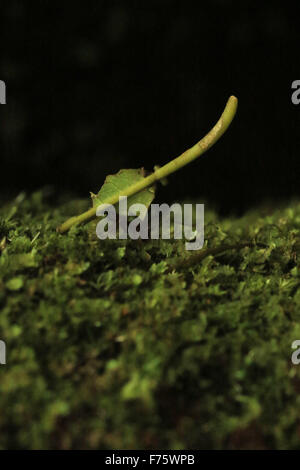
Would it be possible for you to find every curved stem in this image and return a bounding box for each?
[57,95,238,233]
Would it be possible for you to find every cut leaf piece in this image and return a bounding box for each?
[91,169,155,212]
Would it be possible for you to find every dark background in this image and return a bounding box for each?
[1,0,299,215]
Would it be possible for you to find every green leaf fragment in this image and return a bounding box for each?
[91,168,156,211]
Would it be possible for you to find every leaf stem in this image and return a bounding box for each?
[57,95,238,233]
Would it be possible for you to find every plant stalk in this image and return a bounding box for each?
[57,95,238,233]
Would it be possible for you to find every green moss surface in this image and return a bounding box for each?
[1,191,300,449]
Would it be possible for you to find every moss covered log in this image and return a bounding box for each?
[1,191,300,449]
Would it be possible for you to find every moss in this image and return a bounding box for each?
[1,190,300,449]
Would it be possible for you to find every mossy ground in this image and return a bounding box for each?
[1,190,300,449]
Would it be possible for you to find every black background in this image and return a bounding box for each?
[1,1,299,214]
